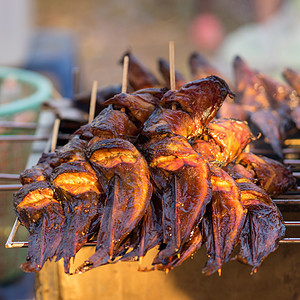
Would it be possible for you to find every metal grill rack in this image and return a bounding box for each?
[2,116,300,248]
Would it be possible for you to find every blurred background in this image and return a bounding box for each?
[1,0,300,95]
[1,0,300,299]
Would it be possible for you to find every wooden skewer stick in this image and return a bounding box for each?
[169,41,176,110]
[88,80,98,124]
[50,118,61,152]
[169,40,176,91]
[122,55,129,94]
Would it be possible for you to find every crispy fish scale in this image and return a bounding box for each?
[13,181,65,272]
[160,76,234,136]
[202,165,246,276]
[51,160,103,273]
[144,135,212,267]
[75,138,152,273]
[234,178,285,273]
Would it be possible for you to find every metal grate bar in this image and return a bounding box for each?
[283,221,300,226]
[274,199,300,204]
[3,115,300,252]
[279,238,300,244]
[0,184,22,191]
[0,173,20,180]
[0,121,37,129]
[5,217,300,248]
[284,159,300,165]
[0,135,49,142]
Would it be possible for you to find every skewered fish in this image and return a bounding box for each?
[13,74,295,277]
[202,164,246,275]
[14,181,65,272]
[234,178,285,273]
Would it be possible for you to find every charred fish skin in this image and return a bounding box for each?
[103,91,160,127]
[202,165,246,276]
[13,181,65,272]
[20,152,60,185]
[142,106,196,139]
[12,64,297,277]
[75,138,152,273]
[160,76,235,136]
[143,135,212,268]
[235,179,285,272]
[89,105,139,139]
[120,193,163,263]
[56,135,88,163]
[51,160,103,273]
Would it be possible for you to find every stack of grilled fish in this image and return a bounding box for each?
[13,73,296,276]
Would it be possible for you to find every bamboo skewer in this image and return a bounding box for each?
[120,55,129,113]
[88,80,98,124]
[169,40,175,91]
[50,118,61,153]
[122,55,129,94]
[169,40,177,112]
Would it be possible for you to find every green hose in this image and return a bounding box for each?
[0,67,52,117]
